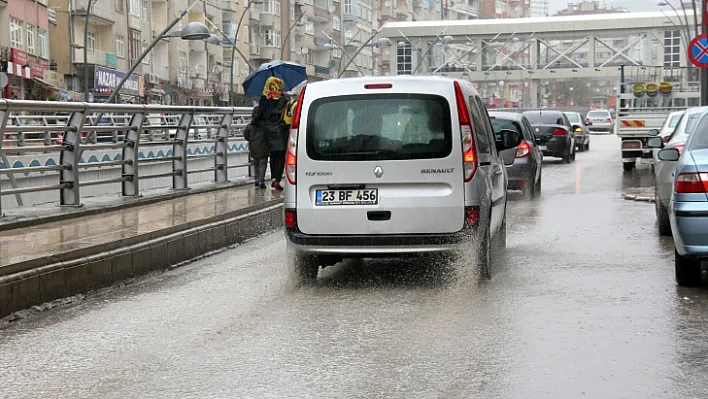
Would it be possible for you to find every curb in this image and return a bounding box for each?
[0,200,284,320]
[623,194,655,202]
[0,179,253,232]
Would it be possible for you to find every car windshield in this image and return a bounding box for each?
[588,111,610,118]
[306,94,452,161]
[523,111,564,125]
[668,109,708,144]
[668,114,682,128]
[687,113,708,150]
[565,113,580,123]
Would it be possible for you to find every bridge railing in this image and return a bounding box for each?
[0,100,254,218]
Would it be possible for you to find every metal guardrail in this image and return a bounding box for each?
[0,100,254,217]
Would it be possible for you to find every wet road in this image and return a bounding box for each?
[2,134,708,398]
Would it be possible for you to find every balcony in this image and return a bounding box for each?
[250,44,261,56]
[313,6,330,21]
[343,8,359,21]
[73,0,115,24]
[258,12,278,27]
[249,8,261,21]
[257,46,278,60]
[128,14,142,30]
[314,65,329,76]
[314,37,328,47]
[74,49,118,67]
[190,39,207,52]
[381,6,393,19]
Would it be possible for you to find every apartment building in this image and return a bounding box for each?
[0,0,53,99]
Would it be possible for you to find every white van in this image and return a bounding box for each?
[283,76,521,283]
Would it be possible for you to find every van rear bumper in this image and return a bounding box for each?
[285,230,472,256]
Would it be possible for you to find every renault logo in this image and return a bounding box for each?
[373,166,383,178]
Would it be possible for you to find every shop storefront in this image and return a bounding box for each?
[3,48,51,100]
[92,65,143,103]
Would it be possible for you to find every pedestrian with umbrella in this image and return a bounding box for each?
[243,61,307,190]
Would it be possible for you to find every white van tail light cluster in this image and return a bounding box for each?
[453,81,478,182]
[286,87,307,185]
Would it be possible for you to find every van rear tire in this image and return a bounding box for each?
[293,253,320,285]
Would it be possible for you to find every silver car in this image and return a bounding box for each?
[657,112,708,286]
[647,106,708,237]
[585,109,614,133]
[658,111,685,144]
[283,76,522,283]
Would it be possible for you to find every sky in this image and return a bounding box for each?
[548,0,661,14]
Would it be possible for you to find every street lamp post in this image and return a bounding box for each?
[229,0,264,105]
[104,2,212,104]
[83,0,95,102]
[337,31,392,78]
[202,18,253,99]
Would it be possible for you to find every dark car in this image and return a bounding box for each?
[564,111,591,152]
[489,112,543,198]
[522,110,580,163]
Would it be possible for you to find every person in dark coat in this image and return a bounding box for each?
[243,107,269,188]
[258,76,291,191]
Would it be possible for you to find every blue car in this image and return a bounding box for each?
[660,112,708,286]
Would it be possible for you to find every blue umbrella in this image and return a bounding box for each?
[242,60,307,97]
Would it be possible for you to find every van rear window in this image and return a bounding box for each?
[305,94,452,161]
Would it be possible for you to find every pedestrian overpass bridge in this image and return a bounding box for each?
[379,11,696,107]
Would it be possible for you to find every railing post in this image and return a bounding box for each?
[214,112,232,183]
[59,107,86,207]
[0,106,6,217]
[172,111,194,190]
[122,107,146,197]
[0,103,23,211]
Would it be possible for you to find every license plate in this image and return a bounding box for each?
[538,145,547,151]
[315,189,378,206]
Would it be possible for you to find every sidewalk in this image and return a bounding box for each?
[0,185,284,319]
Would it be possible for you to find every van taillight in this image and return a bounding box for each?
[286,87,306,185]
[454,81,477,182]
[285,209,297,229]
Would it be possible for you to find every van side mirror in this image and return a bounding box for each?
[658,148,680,161]
[496,129,522,152]
[647,137,663,149]
[648,128,660,136]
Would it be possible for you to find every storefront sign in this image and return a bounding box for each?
[10,48,28,66]
[30,62,45,79]
[93,65,140,95]
[105,53,118,68]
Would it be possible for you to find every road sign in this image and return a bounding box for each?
[688,33,708,68]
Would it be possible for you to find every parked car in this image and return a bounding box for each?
[647,106,708,236]
[522,110,579,163]
[585,109,614,133]
[489,111,543,198]
[283,76,522,283]
[564,111,591,152]
[657,112,708,286]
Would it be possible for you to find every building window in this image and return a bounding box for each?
[243,25,249,43]
[87,31,96,55]
[142,43,149,64]
[10,19,23,50]
[115,0,124,12]
[129,30,141,64]
[26,25,35,54]
[305,21,314,35]
[344,0,353,14]
[179,51,188,83]
[264,0,280,15]
[332,47,342,58]
[664,30,681,68]
[142,0,148,20]
[38,29,49,59]
[116,35,125,57]
[397,42,412,75]
[290,2,294,21]
[265,30,281,47]
[333,15,341,30]
[129,0,141,17]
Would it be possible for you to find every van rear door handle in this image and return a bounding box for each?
[368,211,391,221]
